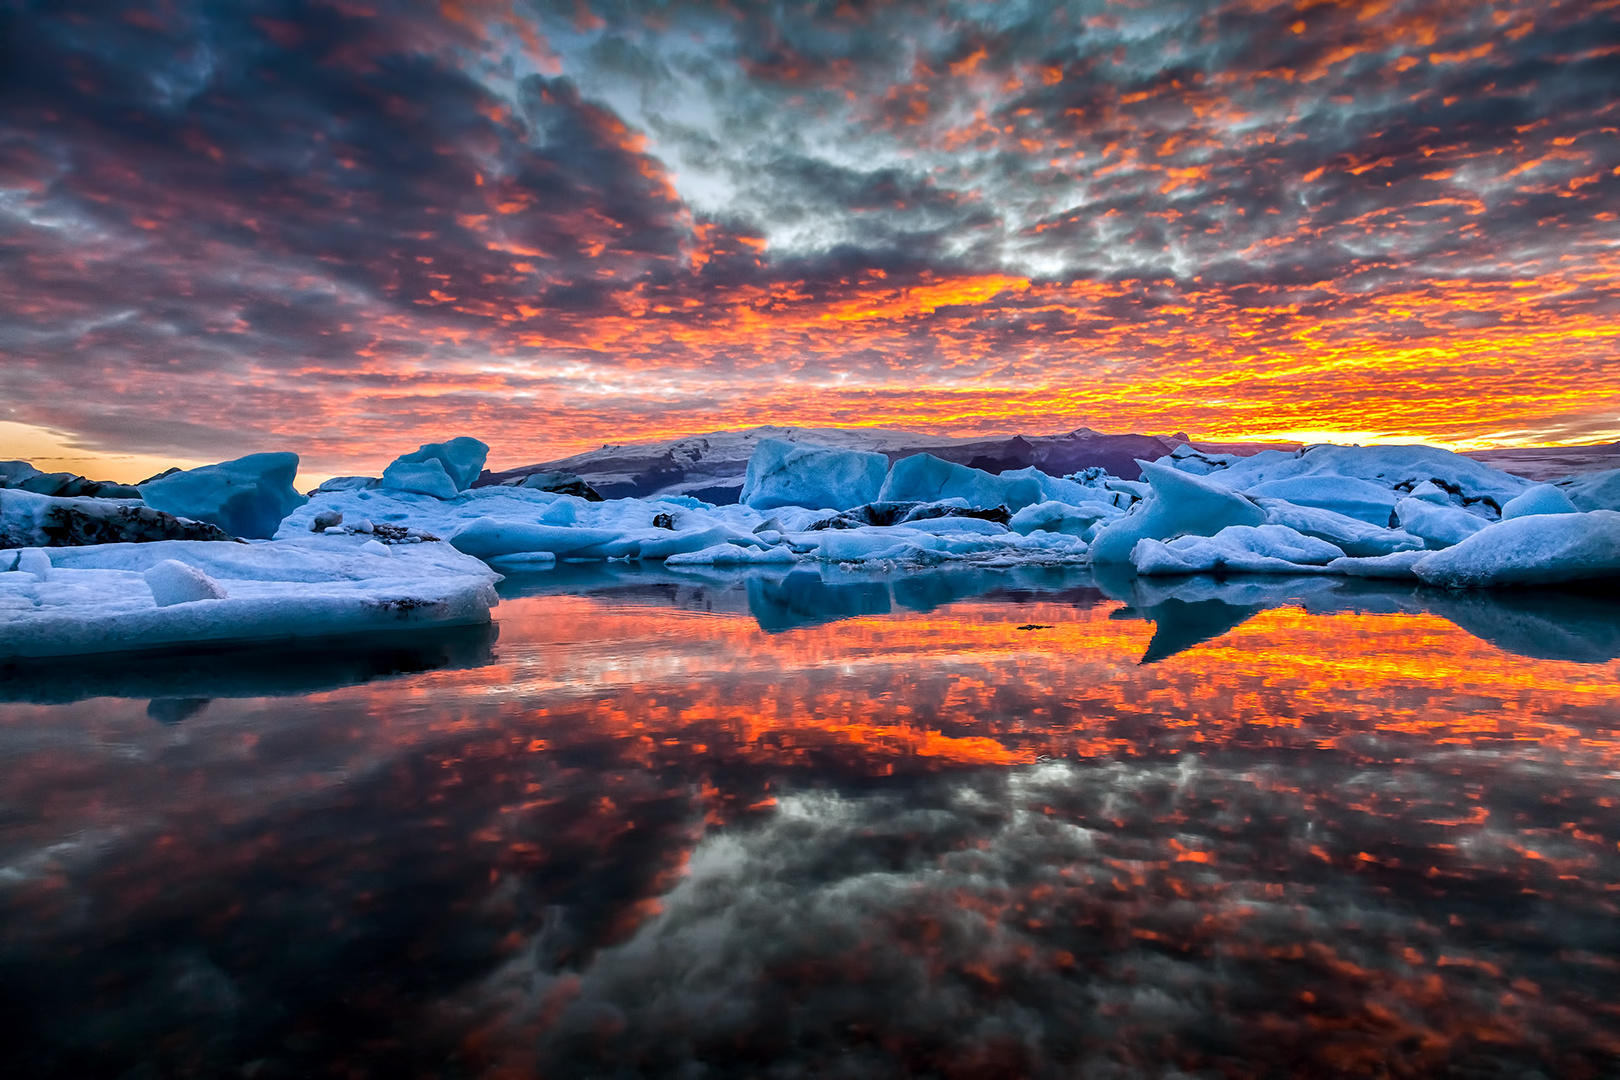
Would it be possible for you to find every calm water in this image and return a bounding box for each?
[2,566,1619,1078]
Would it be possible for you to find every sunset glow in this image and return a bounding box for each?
[3,0,1618,478]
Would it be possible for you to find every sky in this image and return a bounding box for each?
[2,0,1618,481]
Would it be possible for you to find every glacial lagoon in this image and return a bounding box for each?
[3,566,1619,1077]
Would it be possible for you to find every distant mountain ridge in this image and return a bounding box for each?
[478,424,1620,503]
[480,424,1250,503]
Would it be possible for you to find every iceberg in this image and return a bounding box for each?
[878,454,1044,512]
[740,439,888,511]
[138,452,306,539]
[665,544,799,567]
[1009,500,1119,539]
[380,458,461,500]
[1412,510,1620,588]
[1241,476,1399,525]
[1501,484,1579,520]
[1164,443,1533,511]
[1089,461,1267,564]
[383,436,489,493]
[1394,497,1490,549]
[1559,468,1620,512]
[448,518,625,562]
[1131,524,1345,576]
[1257,499,1422,558]
[0,537,499,660]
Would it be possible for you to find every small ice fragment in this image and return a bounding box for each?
[16,548,51,580]
[311,508,344,532]
[144,559,228,606]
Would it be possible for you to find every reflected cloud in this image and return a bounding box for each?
[3,576,1620,1074]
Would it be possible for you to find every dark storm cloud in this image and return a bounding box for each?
[1,0,1618,472]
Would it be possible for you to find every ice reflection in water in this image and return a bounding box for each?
[1,566,1618,1078]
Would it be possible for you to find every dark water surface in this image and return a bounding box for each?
[2,566,1619,1078]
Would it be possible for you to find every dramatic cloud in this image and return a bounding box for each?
[2,0,1617,476]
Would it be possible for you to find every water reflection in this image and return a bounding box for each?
[1,568,1619,1076]
[0,622,500,705]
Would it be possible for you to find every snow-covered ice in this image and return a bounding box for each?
[1131,524,1346,577]
[1559,468,1620,512]
[143,558,229,606]
[1162,442,1533,511]
[0,537,499,660]
[1412,511,1620,588]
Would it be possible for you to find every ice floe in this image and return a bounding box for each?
[0,537,499,660]
[1411,510,1620,588]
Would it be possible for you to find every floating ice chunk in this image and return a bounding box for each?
[665,544,799,566]
[1258,499,1422,558]
[992,531,1089,558]
[1131,524,1344,576]
[385,437,489,492]
[1405,480,1454,505]
[1322,550,1429,579]
[1242,476,1399,525]
[1163,443,1532,510]
[878,454,1045,512]
[311,476,377,494]
[741,439,888,511]
[380,458,460,500]
[1559,468,1620,512]
[1501,484,1579,520]
[138,452,306,539]
[1394,497,1490,549]
[896,516,1008,537]
[997,466,1104,507]
[1090,460,1267,564]
[144,559,228,606]
[1009,500,1120,539]
[603,525,767,560]
[816,527,951,563]
[16,548,51,580]
[0,538,500,660]
[448,518,623,561]
[1413,510,1620,588]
